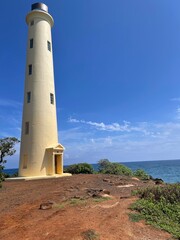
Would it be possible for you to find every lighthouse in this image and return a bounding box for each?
[19,3,65,177]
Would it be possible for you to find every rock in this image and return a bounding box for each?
[66,188,74,192]
[131,177,140,181]
[154,178,164,185]
[39,202,54,210]
[103,178,110,182]
[117,184,134,188]
[86,188,104,198]
[47,200,56,204]
[92,193,102,198]
[73,195,81,199]
[86,188,110,199]
[102,189,110,195]
[73,195,86,200]
[120,196,130,199]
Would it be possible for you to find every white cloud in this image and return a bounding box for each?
[61,124,180,164]
[171,97,180,102]
[176,107,180,120]
[61,116,180,164]
[0,99,22,108]
[69,117,146,133]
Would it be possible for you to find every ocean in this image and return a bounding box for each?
[3,159,180,183]
[94,159,180,183]
[124,159,180,183]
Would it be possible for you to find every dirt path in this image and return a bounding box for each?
[0,174,172,240]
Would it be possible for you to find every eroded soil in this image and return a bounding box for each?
[0,174,172,240]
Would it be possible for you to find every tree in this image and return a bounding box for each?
[64,163,94,174]
[0,137,20,184]
[98,159,111,172]
[98,159,133,176]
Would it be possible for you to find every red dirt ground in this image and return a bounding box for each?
[0,174,172,240]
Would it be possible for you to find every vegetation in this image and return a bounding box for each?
[3,171,18,178]
[64,163,94,174]
[130,184,180,239]
[93,196,111,203]
[64,160,152,180]
[54,195,110,210]
[98,159,133,176]
[0,137,20,186]
[69,197,87,206]
[133,169,150,180]
[53,198,87,209]
[82,229,99,240]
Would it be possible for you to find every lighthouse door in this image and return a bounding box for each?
[54,155,62,174]
[55,156,58,174]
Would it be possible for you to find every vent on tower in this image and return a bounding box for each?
[31,3,48,12]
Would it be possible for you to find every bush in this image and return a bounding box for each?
[98,159,133,176]
[64,163,94,174]
[137,184,180,204]
[0,137,20,187]
[11,172,18,177]
[130,184,180,239]
[82,229,99,240]
[133,169,150,180]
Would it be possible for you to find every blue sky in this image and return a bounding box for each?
[1,0,180,168]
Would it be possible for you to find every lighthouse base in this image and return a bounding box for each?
[19,144,65,177]
[6,173,72,181]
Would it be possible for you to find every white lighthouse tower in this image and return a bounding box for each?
[19,3,65,177]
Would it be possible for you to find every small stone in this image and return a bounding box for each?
[47,200,56,204]
[39,202,53,210]
[120,196,130,199]
[131,177,140,181]
[102,189,110,195]
[92,193,102,198]
[103,179,109,182]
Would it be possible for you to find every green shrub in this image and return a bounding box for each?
[130,184,180,239]
[98,159,133,176]
[2,172,10,178]
[64,163,94,174]
[137,184,180,204]
[82,229,99,240]
[0,171,18,180]
[11,172,18,177]
[0,137,20,187]
[133,169,150,180]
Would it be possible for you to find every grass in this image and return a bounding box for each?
[82,229,99,240]
[53,195,111,210]
[69,197,87,206]
[93,196,111,203]
[53,203,65,209]
[128,213,144,222]
[53,198,87,209]
[130,183,180,239]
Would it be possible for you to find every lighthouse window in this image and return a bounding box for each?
[27,92,31,103]
[25,122,29,135]
[50,93,54,104]
[47,41,51,51]
[28,64,32,75]
[23,155,28,169]
[30,39,33,48]
[30,20,34,26]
